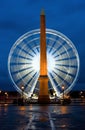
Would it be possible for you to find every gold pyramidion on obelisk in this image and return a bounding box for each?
[38,10,50,103]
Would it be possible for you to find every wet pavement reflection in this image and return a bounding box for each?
[0,104,85,130]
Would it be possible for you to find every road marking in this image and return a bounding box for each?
[48,113,56,130]
[24,114,35,130]
[24,111,56,130]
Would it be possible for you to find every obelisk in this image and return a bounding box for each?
[38,10,50,103]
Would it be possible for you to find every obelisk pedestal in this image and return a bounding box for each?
[38,10,50,103]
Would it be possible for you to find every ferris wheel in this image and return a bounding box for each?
[8,29,79,98]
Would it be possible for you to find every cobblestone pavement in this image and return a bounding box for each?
[0,104,85,130]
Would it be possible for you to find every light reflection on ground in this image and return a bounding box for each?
[0,104,85,130]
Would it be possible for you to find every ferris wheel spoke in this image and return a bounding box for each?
[21,41,38,56]
[52,70,70,86]
[53,46,73,59]
[55,63,77,68]
[13,72,29,84]
[46,32,57,41]
[11,66,33,74]
[10,57,31,65]
[10,54,32,63]
[55,56,76,62]
[27,44,37,55]
[23,39,37,55]
[17,45,34,58]
[31,35,40,52]
[48,41,56,53]
[23,38,40,55]
[55,69,74,79]
[54,46,76,59]
[53,68,74,85]
[16,69,34,84]
[52,38,66,55]
[64,75,74,85]
[12,53,32,61]
[24,71,38,89]
[49,73,59,87]
[54,67,75,78]
[35,46,40,53]
[25,72,39,93]
[23,46,36,57]
[48,73,60,95]
[56,60,69,66]
[47,36,58,53]
[49,73,64,96]
[55,65,77,76]
[54,52,68,62]
[10,62,31,66]
[53,68,68,79]
[11,53,32,63]
[51,71,63,84]
[34,41,40,52]
[29,72,39,87]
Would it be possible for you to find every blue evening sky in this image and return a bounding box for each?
[0,0,85,91]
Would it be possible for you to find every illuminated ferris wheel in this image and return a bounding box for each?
[8,29,79,98]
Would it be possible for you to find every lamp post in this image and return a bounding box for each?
[0,90,1,103]
[62,85,65,100]
[80,91,83,95]
[21,85,24,98]
[80,91,83,100]
[5,92,8,103]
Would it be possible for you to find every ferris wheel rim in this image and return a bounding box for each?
[8,28,80,98]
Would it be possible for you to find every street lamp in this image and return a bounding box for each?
[80,91,83,95]
[80,91,84,99]
[62,85,65,100]
[21,85,24,98]
[5,92,8,103]
[5,92,7,95]
[0,90,1,102]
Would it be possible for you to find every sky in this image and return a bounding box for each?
[0,0,85,91]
